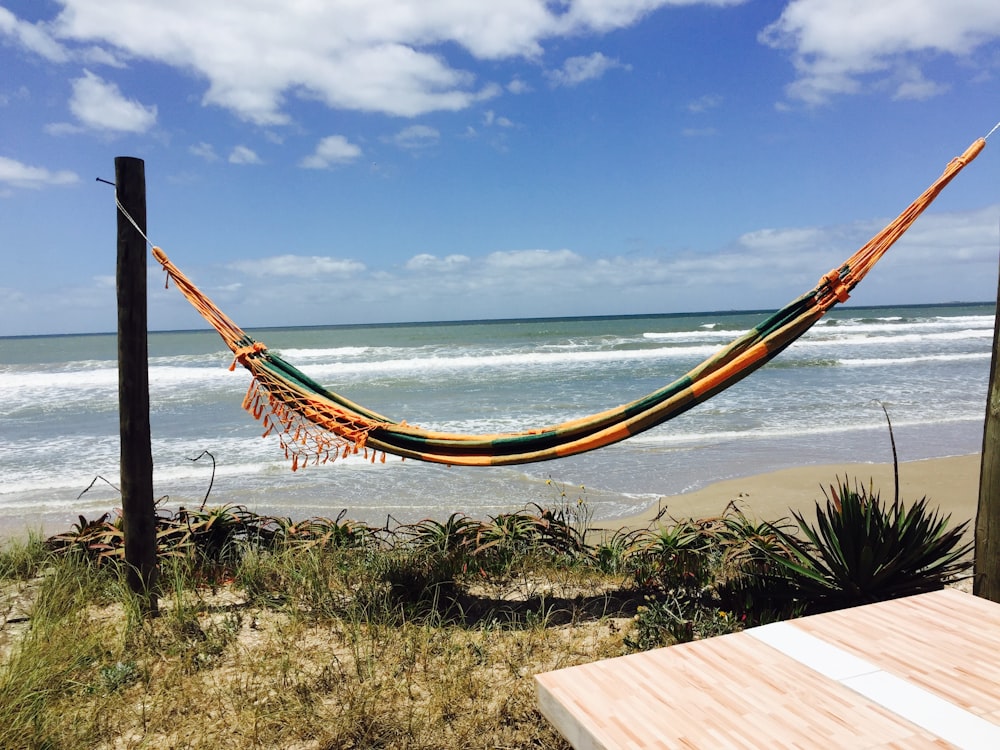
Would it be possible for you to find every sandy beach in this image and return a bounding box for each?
[607,453,982,536]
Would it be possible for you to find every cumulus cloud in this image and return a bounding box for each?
[557,0,743,32]
[738,226,825,252]
[44,122,83,136]
[485,248,582,269]
[386,125,440,150]
[547,52,630,86]
[686,93,723,113]
[406,253,471,272]
[300,135,363,168]
[760,0,1000,104]
[228,145,261,165]
[0,85,29,108]
[507,78,531,95]
[892,66,948,101]
[195,199,1000,324]
[17,1,989,123]
[230,255,366,278]
[18,1,739,125]
[45,1,542,123]
[0,7,69,62]
[483,110,515,128]
[0,156,79,190]
[190,142,220,161]
[681,127,718,137]
[68,70,157,132]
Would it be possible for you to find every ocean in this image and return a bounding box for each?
[0,303,994,534]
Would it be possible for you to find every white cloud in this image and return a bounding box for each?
[300,135,362,169]
[507,78,531,94]
[681,127,718,137]
[10,198,995,333]
[196,201,1000,324]
[406,253,471,272]
[0,156,80,190]
[558,0,743,33]
[387,125,440,150]
[485,248,582,269]
[0,85,30,107]
[686,93,722,113]
[68,70,157,132]
[0,7,69,62]
[44,122,84,136]
[190,142,220,161]
[228,145,261,164]
[738,226,825,252]
[892,66,948,101]
[547,52,630,87]
[31,1,733,125]
[483,110,515,128]
[760,0,1000,104]
[230,255,366,278]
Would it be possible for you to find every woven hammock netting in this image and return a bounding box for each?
[151,137,986,469]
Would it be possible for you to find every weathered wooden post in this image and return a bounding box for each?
[975,249,1000,602]
[115,156,158,614]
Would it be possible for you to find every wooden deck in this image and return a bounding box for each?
[535,589,1000,749]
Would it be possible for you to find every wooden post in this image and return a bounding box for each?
[975,250,1000,602]
[115,156,158,614]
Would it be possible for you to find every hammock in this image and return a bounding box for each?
[152,136,986,468]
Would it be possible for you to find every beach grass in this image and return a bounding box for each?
[0,481,973,749]
[1,529,628,748]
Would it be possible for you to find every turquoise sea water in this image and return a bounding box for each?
[0,303,993,532]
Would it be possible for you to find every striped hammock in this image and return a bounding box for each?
[153,137,986,468]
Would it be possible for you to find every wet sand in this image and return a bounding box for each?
[607,453,981,536]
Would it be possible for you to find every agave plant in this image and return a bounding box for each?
[267,510,375,550]
[528,504,588,557]
[47,512,126,564]
[590,527,648,575]
[757,478,972,611]
[402,513,483,556]
[712,506,802,622]
[630,518,718,591]
[176,504,258,565]
[472,510,544,574]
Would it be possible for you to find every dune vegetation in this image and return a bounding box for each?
[0,478,971,749]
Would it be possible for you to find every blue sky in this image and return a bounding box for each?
[2,0,1000,336]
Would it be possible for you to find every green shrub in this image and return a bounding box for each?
[754,478,972,611]
[625,592,742,650]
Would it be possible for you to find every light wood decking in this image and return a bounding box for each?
[535,589,1000,749]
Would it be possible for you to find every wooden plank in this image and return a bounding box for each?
[537,632,945,748]
[793,589,1000,722]
[536,590,1000,749]
[750,612,1000,749]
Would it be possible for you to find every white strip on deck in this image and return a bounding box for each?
[535,589,1000,749]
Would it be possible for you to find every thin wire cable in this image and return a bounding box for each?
[115,193,154,248]
[986,120,1000,141]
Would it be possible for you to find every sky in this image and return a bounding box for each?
[2,0,1000,337]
